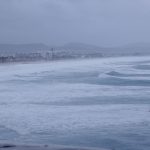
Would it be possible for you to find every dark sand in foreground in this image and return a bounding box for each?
[0,144,109,150]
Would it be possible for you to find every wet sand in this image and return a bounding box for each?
[0,144,109,150]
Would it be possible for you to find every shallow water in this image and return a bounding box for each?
[0,56,150,150]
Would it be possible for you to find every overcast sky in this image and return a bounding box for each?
[0,0,150,47]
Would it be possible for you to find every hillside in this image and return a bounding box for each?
[0,43,50,55]
[0,42,150,62]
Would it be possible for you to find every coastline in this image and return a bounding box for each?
[0,144,109,150]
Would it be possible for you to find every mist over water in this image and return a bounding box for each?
[0,56,150,150]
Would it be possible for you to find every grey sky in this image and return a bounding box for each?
[0,0,150,46]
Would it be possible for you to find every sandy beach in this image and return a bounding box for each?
[0,144,108,150]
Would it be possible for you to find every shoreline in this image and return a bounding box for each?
[0,53,149,66]
[0,144,109,150]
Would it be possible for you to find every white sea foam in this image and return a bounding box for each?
[0,56,150,149]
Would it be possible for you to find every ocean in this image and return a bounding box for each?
[0,56,150,150]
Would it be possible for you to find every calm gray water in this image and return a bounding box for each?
[0,56,150,150]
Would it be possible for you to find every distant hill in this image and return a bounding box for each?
[57,42,150,56]
[123,43,150,49]
[0,42,150,58]
[0,43,50,55]
[113,43,150,55]
[61,42,103,50]
[55,43,105,57]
